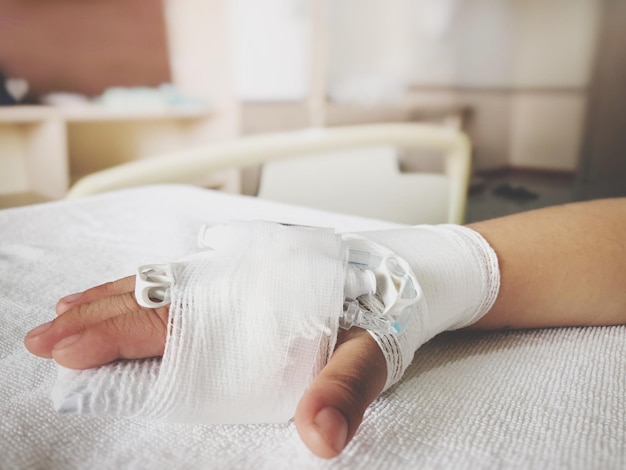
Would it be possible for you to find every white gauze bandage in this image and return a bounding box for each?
[346,225,500,390]
[53,221,346,423]
[51,222,499,422]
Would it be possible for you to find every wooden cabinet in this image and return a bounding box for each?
[0,107,67,207]
[0,106,221,207]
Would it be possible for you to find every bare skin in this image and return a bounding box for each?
[24,198,626,459]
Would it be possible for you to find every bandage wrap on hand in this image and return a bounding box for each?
[159,222,346,423]
[53,221,346,423]
[350,225,500,389]
[51,222,499,423]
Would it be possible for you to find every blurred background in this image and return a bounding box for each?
[0,0,624,222]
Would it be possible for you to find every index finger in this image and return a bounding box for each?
[56,275,136,315]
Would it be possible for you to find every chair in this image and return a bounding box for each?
[66,123,471,224]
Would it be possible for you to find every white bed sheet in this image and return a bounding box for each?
[1,185,624,469]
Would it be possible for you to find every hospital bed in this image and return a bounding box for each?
[1,125,625,469]
[66,123,471,225]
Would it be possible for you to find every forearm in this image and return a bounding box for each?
[469,198,626,330]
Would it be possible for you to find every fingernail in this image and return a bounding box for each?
[56,292,84,316]
[26,321,54,337]
[60,292,84,304]
[313,407,348,453]
[53,333,82,351]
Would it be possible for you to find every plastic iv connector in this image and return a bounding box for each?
[340,250,421,336]
[135,264,173,308]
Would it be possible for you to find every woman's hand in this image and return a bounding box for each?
[24,277,387,459]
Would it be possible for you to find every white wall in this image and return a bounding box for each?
[509,94,588,171]
[230,0,310,101]
[326,0,416,104]
[403,89,515,169]
[163,0,240,140]
[406,0,599,88]
[510,0,599,88]
[434,0,517,88]
[327,0,601,171]
[222,0,601,171]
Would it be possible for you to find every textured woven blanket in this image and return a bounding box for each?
[1,185,624,469]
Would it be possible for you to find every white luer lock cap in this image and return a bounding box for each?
[51,221,499,423]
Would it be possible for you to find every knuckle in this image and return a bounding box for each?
[107,313,131,335]
[109,308,168,340]
[318,335,388,422]
[73,301,97,326]
[94,276,134,298]
[101,280,119,297]
[105,310,167,357]
[53,309,84,336]
[146,307,170,338]
[325,372,372,415]
[120,292,141,311]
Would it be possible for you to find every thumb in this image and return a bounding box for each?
[294,328,387,459]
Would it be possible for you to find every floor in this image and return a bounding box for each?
[465,173,578,223]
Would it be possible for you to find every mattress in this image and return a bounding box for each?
[1,185,624,469]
